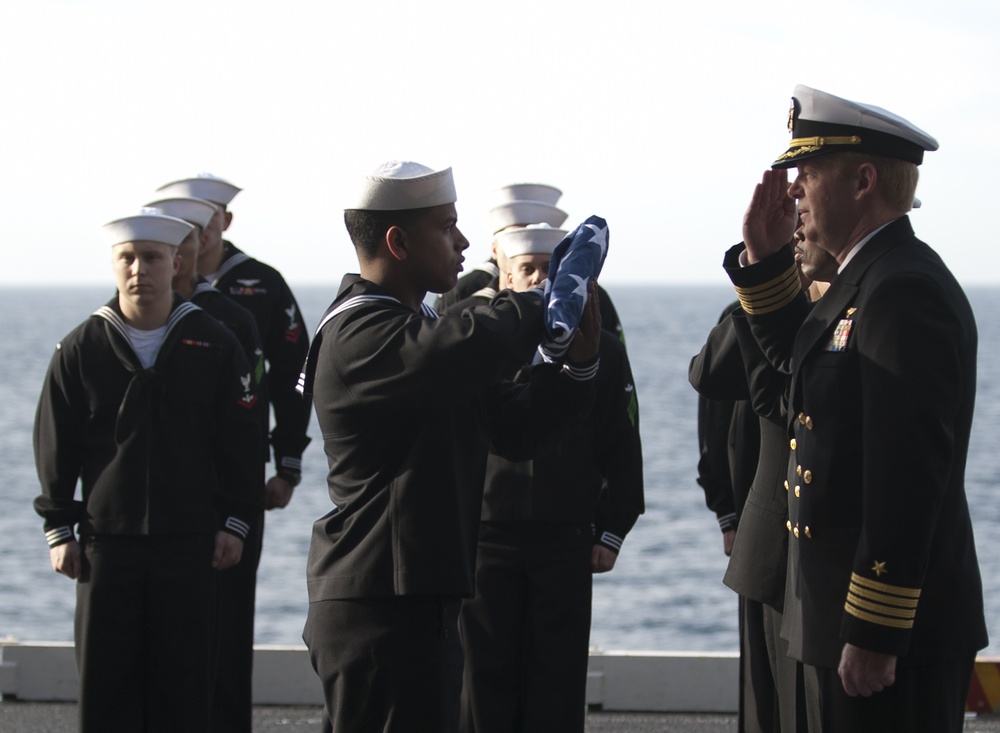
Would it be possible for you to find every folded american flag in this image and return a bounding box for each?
[538,215,609,362]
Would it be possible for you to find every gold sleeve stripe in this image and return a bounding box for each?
[851,573,922,599]
[733,265,801,315]
[848,583,919,609]
[733,265,799,298]
[741,276,800,315]
[844,603,915,629]
[846,592,917,620]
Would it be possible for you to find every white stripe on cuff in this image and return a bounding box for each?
[45,526,75,547]
[225,517,250,539]
[599,531,623,551]
[562,358,600,381]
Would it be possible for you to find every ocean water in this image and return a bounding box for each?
[1,284,998,655]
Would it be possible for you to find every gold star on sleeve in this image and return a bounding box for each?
[871,560,887,577]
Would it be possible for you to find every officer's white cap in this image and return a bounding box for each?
[347,161,456,211]
[144,197,218,229]
[774,85,938,168]
[103,208,194,247]
[488,200,568,235]
[495,224,567,259]
[156,173,242,206]
[489,183,562,207]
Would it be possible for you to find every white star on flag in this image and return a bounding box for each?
[584,223,609,259]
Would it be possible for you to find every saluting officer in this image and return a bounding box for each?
[724,85,987,732]
[434,182,566,312]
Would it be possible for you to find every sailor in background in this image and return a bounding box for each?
[152,198,269,723]
[439,192,567,313]
[297,161,601,733]
[726,85,987,732]
[693,221,840,731]
[459,224,644,733]
[153,174,311,733]
[690,299,752,557]
[689,303,766,730]
[146,195,265,387]
[437,182,627,343]
[33,209,262,732]
[435,182,566,311]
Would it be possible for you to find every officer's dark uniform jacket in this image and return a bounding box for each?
[297,274,597,601]
[211,240,311,481]
[724,216,987,668]
[480,330,644,552]
[33,295,263,546]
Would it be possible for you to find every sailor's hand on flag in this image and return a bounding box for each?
[567,281,601,364]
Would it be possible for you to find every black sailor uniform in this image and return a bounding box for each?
[690,301,751,535]
[209,241,311,731]
[691,303,805,733]
[724,216,987,732]
[298,274,597,733]
[33,295,263,733]
[210,240,311,479]
[459,329,644,733]
[189,276,267,733]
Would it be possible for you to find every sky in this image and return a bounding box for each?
[1,0,998,288]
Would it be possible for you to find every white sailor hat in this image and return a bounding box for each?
[156,173,242,206]
[773,85,939,168]
[489,182,562,207]
[495,223,567,259]
[102,207,194,247]
[347,160,456,211]
[488,200,568,235]
[144,196,218,229]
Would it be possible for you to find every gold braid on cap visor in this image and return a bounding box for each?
[775,135,863,162]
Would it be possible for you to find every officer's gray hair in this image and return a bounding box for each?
[836,152,920,213]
